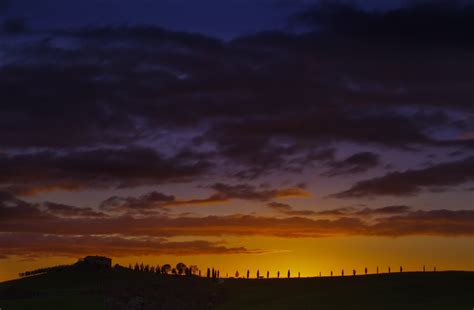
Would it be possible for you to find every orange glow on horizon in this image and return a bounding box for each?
[1,236,473,282]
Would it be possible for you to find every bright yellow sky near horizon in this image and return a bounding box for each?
[1,236,473,282]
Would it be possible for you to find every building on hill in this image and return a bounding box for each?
[76,256,112,269]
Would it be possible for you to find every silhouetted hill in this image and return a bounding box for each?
[0,269,215,309]
[219,271,474,310]
[1,270,473,309]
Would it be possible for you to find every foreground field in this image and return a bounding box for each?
[218,272,474,310]
[0,271,473,309]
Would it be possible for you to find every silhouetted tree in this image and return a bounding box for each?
[128,264,132,270]
[434,266,436,272]
[189,265,199,275]
[162,264,172,275]
[342,269,344,276]
[365,267,367,275]
[150,266,155,273]
[330,270,333,277]
[298,272,300,278]
[144,264,150,272]
[156,265,161,274]
[376,266,379,274]
[134,263,139,271]
[247,270,250,279]
[388,267,391,273]
[176,262,187,275]
[199,270,202,277]
[267,271,269,278]
[257,270,260,279]
[277,271,280,278]
[217,270,220,278]
[400,266,403,273]
[207,268,211,278]
[353,269,356,276]
[288,270,290,278]
[423,265,425,272]
[235,271,239,278]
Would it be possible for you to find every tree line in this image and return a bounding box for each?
[20,262,437,279]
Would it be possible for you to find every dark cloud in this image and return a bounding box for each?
[100,191,227,215]
[293,1,474,45]
[321,152,379,177]
[267,202,317,216]
[210,183,310,201]
[0,191,49,220]
[316,205,412,217]
[43,202,107,218]
[330,156,474,198]
[1,193,472,239]
[0,233,259,259]
[371,209,474,237]
[0,147,209,195]
[99,184,309,215]
[3,207,474,239]
[0,0,472,225]
[355,205,411,215]
[0,0,8,14]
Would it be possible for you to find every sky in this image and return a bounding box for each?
[0,0,474,281]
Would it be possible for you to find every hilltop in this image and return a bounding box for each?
[0,270,473,309]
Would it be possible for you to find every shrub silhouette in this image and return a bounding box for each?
[267,271,269,278]
[235,271,239,278]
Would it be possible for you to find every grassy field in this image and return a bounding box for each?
[218,272,474,310]
[0,271,473,309]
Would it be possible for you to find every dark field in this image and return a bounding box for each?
[1,271,473,309]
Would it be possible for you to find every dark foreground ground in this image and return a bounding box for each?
[0,271,473,309]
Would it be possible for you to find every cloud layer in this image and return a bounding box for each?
[1,1,473,261]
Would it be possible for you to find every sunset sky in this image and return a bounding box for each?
[0,0,473,281]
